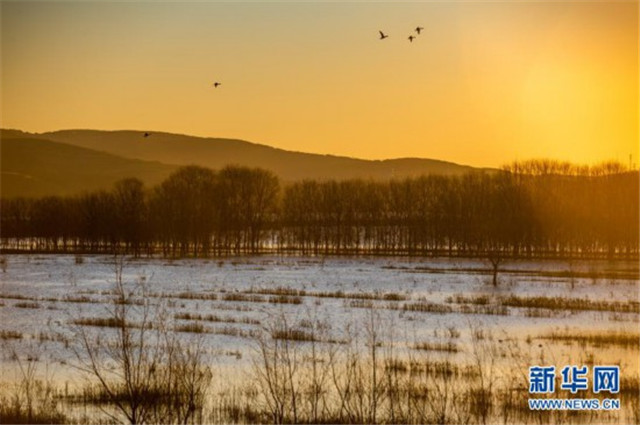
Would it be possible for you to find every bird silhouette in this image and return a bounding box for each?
[415,26,424,34]
[379,30,388,40]
[408,35,415,42]
[143,132,150,138]
[213,82,221,88]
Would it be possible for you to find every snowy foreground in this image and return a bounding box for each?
[1,254,637,384]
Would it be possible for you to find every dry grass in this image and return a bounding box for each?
[14,302,42,309]
[448,293,639,313]
[209,303,253,312]
[341,298,510,317]
[414,341,460,353]
[458,304,509,315]
[271,328,318,342]
[348,299,375,309]
[72,317,124,327]
[539,330,640,348]
[2,316,638,424]
[501,294,639,313]
[524,308,561,318]
[35,332,69,344]
[175,321,210,334]
[222,293,266,303]
[0,293,35,301]
[174,312,259,325]
[172,292,219,301]
[402,302,453,314]
[0,355,68,424]
[63,295,99,303]
[268,295,303,305]
[210,326,260,339]
[447,294,491,305]
[0,329,23,340]
[244,286,409,302]
[248,287,303,297]
[0,401,67,424]
[71,317,152,329]
[383,359,478,379]
[609,312,640,323]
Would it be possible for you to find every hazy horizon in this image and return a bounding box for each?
[2,1,638,167]
[4,126,640,169]
[2,126,493,166]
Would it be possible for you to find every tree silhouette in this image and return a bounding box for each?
[1,161,636,259]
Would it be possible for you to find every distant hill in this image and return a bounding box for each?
[1,137,176,198]
[1,129,491,197]
[5,129,486,178]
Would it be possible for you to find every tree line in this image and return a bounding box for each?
[1,161,637,259]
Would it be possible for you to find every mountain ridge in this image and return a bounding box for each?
[1,128,493,198]
[4,128,480,166]
[1,136,177,198]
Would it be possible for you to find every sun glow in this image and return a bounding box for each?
[1,1,637,167]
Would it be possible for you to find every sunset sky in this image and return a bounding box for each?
[2,1,638,167]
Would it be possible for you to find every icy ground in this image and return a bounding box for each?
[1,254,638,387]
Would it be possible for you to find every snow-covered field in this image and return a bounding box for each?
[1,254,638,387]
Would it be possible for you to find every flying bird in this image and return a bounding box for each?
[415,26,424,34]
[213,82,221,88]
[378,30,388,40]
[143,132,151,138]
[408,35,415,42]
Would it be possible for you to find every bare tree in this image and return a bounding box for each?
[71,256,212,424]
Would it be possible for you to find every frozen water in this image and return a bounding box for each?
[1,254,638,387]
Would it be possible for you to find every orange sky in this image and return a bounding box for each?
[1,1,638,167]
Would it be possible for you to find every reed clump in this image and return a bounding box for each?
[539,330,640,348]
[14,302,42,309]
